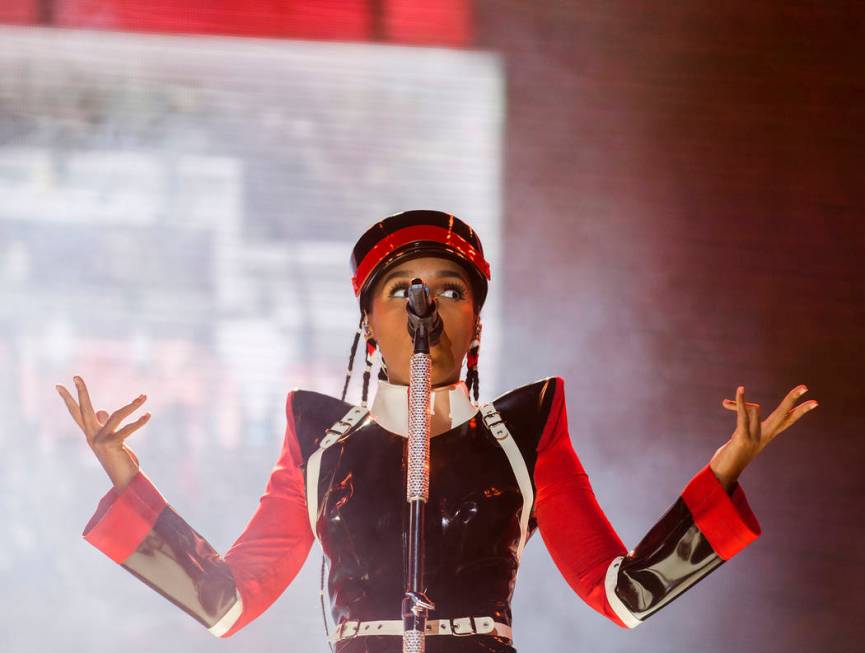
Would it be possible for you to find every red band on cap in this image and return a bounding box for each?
[352,225,491,296]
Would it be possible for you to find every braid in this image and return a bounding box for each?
[341,314,364,402]
[465,320,481,405]
[377,350,389,381]
[465,347,480,404]
[361,338,376,407]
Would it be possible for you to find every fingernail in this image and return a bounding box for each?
[797,386,807,395]
[55,385,61,393]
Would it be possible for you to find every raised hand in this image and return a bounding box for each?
[709,384,819,490]
[56,376,151,490]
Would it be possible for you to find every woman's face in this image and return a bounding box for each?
[365,255,479,387]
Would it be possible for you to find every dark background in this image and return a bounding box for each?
[477,4,864,652]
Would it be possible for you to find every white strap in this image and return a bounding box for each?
[306,405,369,539]
[479,403,533,560]
[604,555,642,628]
[328,616,512,642]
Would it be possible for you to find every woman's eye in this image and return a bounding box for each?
[438,283,466,300]
[388,285,408,298]
[387,283,465,300]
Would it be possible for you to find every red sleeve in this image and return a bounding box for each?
[680,462,761,560]
[83,467,168,563]
[534,376,761,628]
[534,376,631,628]
[219,390,314,637]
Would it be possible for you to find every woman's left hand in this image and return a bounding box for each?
[709,384,819,491]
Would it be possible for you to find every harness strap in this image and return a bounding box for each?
[305,404,370,538]
[479,402,533,560]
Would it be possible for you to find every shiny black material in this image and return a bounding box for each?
[121,506,239,630]
[613,496,725,624]
[294,378,557,653]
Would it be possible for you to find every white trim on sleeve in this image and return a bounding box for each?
[208,589,244,637]
[604,555,642,628]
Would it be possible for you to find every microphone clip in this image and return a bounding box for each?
[406,278,443,353]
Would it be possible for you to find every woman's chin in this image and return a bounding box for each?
[431,370,460,387]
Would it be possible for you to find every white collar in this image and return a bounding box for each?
[369,378,479,437]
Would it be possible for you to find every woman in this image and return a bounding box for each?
[57,209,818,652]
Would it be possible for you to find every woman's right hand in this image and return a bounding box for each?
[56,375,151,492]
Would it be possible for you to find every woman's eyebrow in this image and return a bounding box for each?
[380,269,467,285]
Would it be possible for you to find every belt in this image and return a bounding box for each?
[328,616,513,643]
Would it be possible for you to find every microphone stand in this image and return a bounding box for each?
[401,278,442,653]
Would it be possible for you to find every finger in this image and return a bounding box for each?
[74,376,99,433]
[722,399,759,409]
[747,403,761,439]
[111,413,152,443]
[102,394,147,435]
[797,400,819,417]
[55,384,85,431]
[763,384,808,433]
[775,399,819,432]
[736,385,749,433]
[96,410,109,425]
[783,384,808,410]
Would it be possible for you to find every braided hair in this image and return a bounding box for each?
[464,319,482,405]
[339,313,390,405]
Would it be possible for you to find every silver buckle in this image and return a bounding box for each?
[327,420,352,436]
[480,406,509,440]
[322,407,369,446]
[480,404,499,425]
[347,405,368,420]
[321,423,352,447]
[450,616,476,636]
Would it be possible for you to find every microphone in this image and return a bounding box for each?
[406,278,443,351]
